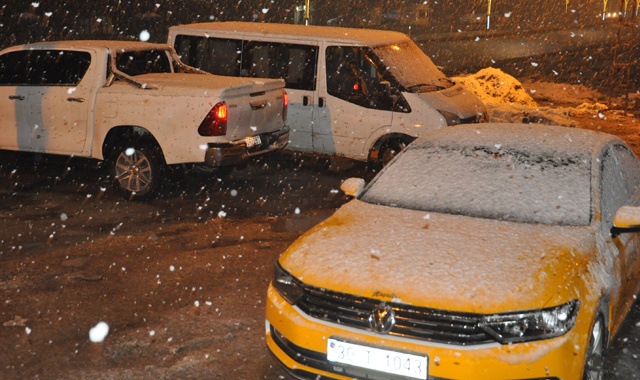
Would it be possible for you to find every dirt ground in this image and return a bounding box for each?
[1,83,639,380]
[0,151,363,379]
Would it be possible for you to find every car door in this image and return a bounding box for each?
[23,49,94,155]
[0,48,93,154]
[600,144,640,325]
[240,40,319,153]
[319,45,395,159]
[0,50,27,150]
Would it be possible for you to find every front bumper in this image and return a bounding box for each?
[265,284,587,380]
[204,126,289,167]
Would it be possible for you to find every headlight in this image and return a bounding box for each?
[438,110,461,126]
[272,262,304,305]
[479,300,580,344]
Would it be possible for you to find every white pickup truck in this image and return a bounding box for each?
[0,40,289,199]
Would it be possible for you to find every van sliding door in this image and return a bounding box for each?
[240,41,319,153]
[320,45,395,159]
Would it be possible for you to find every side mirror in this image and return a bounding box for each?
[340,178,365,197]
[612,205,640,237]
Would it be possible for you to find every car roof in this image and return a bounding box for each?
[411,123,623,157]
[3,40,171,53]
[169,21,410,47]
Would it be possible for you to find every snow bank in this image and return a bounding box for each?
[454,67,538,107]
[454,68,615,128]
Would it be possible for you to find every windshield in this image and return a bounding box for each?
[361,144,592,226]
[371,40,452,92]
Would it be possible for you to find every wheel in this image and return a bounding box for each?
[109,140,165,200]
[379,139,409,167]
[583,313,606,380]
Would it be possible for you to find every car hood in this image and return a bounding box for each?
[410,82,487,121]
[280,200,596,314]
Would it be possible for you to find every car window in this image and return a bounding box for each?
[174,35,241,76]
[361,144,592,226]
[173,35,317,91]
[115,49,172,76]
[240,41,317,91]
[0,49,91,86]
[601,145,640,231]
[325,45,403,111]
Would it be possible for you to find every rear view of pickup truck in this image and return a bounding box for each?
[0,40,288,199]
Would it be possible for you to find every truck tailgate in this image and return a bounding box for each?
[222,80,286,141]
[137,73,286,141]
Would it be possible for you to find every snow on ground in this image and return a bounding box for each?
[454,67,638,128]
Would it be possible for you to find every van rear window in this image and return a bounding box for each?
[175,35,241,76]
[173,35,317,91]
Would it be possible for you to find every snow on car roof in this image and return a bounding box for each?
[170,21,410,47]
[5,40,172,53]
[411,122,622,156]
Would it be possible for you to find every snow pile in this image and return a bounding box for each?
[454,67,538,107]
[454,68,614,128]
[575,102,609,114]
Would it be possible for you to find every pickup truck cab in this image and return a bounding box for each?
[168,22,487,166]
[0,40,288,199]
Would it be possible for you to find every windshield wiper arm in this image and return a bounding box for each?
[406,83,441,92]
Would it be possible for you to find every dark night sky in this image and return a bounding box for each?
[0,0,627,48]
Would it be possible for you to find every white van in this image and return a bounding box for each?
[168,22,488,165]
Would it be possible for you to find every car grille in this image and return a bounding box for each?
[296,285,496,346]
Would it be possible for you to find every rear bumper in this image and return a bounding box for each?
[204,127,289,167]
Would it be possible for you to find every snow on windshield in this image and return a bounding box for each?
[372,40,446,89]
[361,144,592,226]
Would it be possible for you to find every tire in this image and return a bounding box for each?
[583,313,606,380]
[108,140,165,200]
[379,139,409,168]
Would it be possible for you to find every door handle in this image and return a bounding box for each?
[67,97,85,103]
[9,95,25,100]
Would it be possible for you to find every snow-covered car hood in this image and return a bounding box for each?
[279,199,596,314]
[412,81,488,121]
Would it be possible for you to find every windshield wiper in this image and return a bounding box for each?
[406,83,440,92]
[407,77,455,93]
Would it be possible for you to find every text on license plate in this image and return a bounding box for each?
[327,338,428,380]
[245,135,261,147]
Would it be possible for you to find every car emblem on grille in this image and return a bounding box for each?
[369,303,396,334]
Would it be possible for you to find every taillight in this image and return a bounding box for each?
[198,102,228,136]
[282,91,288,121]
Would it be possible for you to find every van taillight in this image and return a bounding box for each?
[198,102,228,136]
[282,91,288,121]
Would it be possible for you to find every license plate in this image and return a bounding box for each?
[327,338,428,380]
[245,135,261,148]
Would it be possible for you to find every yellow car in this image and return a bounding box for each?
[265,123,640,380]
